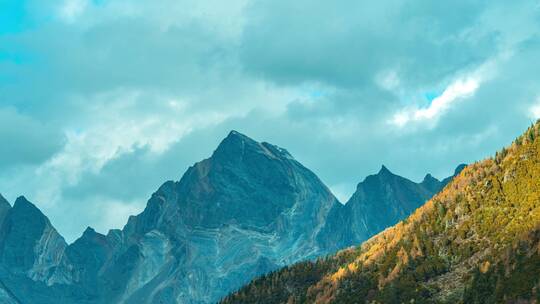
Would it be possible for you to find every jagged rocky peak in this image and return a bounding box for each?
[421,173,443,193]
[212,130,260,162]
[422,173,438,183]
[0,193,10,207]
[0,194,11,225]
[71,226,113,254]
[104,130,342,303]
[358,165,405,188]
[66,226,112,285]
[10,196,48,227]
[171,130,335,230]
[370,165,408,183]
[83,226,97,235]
[0,196,67,280]
[377,164,393,176]
[212,130,292,163]
[78,226,107,241]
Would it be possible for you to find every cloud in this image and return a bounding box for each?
[1,0,540,242]
[0,107,64,169]
[33,90,229,202]
[391,77,480,127]
[239,0,497,88]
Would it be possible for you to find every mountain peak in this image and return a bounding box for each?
[0,194,11,226]
[212,130,258,159]
[223,130,250,142]
[378,165,393,175]
[83,226,97,235]
[422,173,439,183]
[212,131,293,164]
[222,130,255,145]
[454,163,467,176]
[0,193,10,207]
[14,196,36,209]
[228,129,247,138]
[11,196,49,225]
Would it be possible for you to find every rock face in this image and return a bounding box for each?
[0,196,73,304]
[0,131,457,303]
[103,131,342,303]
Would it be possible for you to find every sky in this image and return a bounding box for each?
[1,0,540,242]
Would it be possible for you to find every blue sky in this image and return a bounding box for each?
[1,0,540,242]
[0,1,25,34]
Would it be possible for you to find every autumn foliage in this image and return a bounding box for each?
[221,121,540,304]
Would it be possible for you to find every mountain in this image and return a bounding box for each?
[104,130,343,303]
[321,165,463,250]
[0,131,342,303]
[0,194,10,228]
[0,131,457,303]
[221,123,540,304]
[0,196,73,304]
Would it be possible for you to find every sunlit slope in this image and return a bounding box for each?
[222,122,540,304]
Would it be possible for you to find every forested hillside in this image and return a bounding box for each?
[222,122,540,304]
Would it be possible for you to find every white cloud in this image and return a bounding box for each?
[414,78,479,119]
[31,89,230,208]
[391,77,480,128]
[388,51,508,129]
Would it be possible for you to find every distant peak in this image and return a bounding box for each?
[225,130,253,141]
[422,173,439,183]
[0,194,10,212]
[454,164,467,176]
[13,196,44,216]
[14,196,33,207]
[214,130,256,153]
[228,130,245,137]
[378,165,392,175]
[84,226,96,235]
[11,196,49,224]
[81,226,107,240]
[0,193,9,205]
[213,131,293,163]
